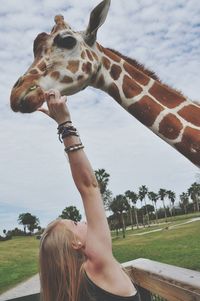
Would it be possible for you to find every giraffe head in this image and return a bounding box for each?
[10,0,110,113]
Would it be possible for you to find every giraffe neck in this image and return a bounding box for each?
[92,45,200,167]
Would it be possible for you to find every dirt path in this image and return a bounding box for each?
[130,217,200,236]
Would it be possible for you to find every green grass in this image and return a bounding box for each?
[113,220,200,271]
[0,236,39,294]
[0,213,200,294]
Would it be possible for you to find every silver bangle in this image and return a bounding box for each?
[64,143,84,153]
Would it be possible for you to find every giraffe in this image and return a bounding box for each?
[10,0,200,167]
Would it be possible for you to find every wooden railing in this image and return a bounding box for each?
[122,259,200,301]
[1,258,200,301]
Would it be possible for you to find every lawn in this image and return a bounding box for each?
[113,220,200,271]
[0,214,200,294]
[0,236,39,294]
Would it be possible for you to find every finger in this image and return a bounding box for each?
[47,89,61,101]
[37,107,50,116]
[61,95,67,102]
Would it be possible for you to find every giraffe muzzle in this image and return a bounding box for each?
[10,86,45,113]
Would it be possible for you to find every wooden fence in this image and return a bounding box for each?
[1,258,200,301]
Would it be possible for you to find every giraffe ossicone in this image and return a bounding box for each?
[10,0,200,167]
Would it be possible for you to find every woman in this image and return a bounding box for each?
[39,90,140,301]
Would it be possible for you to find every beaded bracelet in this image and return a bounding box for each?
[64,143,84,153]
[62,131,79,140]
[57,124,79,143]
[58,121,72,128]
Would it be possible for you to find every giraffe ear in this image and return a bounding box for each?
[84,0,111,46]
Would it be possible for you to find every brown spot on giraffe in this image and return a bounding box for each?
[67,60,80,74]
[96,75,105,89]
[92,51,98,61]
[108,83,122,104]
[96,43,103,53]
[61,76,73,84]
[178,104,200,127]
[81,51,86,59]
[108,48,159,81]
[50,71,60,80]
[102,56,111,70]
[175,127,200,166]
[110,64,122,81]
[124,62,150,86]
[86,49,93,61]
[82,62,92,74]
[38,61,46,72]
[123,75,143,99]
[29,69,39,75]
[149,82,186,109]
[128,96,164,127]
[159,114,183,140]
[103,48,121,63]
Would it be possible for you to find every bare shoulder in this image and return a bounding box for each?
[84,258,137,297]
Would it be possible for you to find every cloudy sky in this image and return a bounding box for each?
[0,0,200,234]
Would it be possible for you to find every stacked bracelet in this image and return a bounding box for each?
[57,121,84,154]
[57,121,79,143]
[64,143,84,153]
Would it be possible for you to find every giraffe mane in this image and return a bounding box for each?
[106,48,160,81]
[107,48,200,107]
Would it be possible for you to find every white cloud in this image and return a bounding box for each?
[0,0,199,234]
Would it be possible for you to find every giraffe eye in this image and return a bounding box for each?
[53,34,77,49]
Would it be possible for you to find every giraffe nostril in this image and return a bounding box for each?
[19,98,34,113]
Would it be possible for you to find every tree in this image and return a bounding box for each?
[109,194,130,238]
[158,188,168,222]
[3,229,6,236]
[60,206,82,221]
[167,190,176,216]
[188,182,200,212]
[94,168,110,195]
[138,185,150,227]
[18,213,40,234]
[180,192,189,214]
[125,190,139,229]
[95,169,112,209]
[148,191,159,223]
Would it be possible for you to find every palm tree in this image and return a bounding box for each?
[167,190,176,216]
[158,188,168,222]
[125,190,139,229]
[109,194,130,238]
[188,182,200,212]
[94,168,110,195]
[94,168,112,209]
[180,192,189,214]
[138,185,150,227]
[148,191,159,223]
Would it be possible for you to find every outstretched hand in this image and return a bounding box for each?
[37,89,71,125]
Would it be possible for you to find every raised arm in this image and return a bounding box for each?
[39,90,112,265]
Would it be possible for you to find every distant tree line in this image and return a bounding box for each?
[1,170,199,241]
[1,206,82,241]
[94,168,200,239]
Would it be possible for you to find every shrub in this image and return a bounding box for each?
[0,234,12,242]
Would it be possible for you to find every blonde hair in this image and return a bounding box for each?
[39,219,87,301]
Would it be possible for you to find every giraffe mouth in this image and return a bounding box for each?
[18,96,44,113]
[11,86,45,113]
